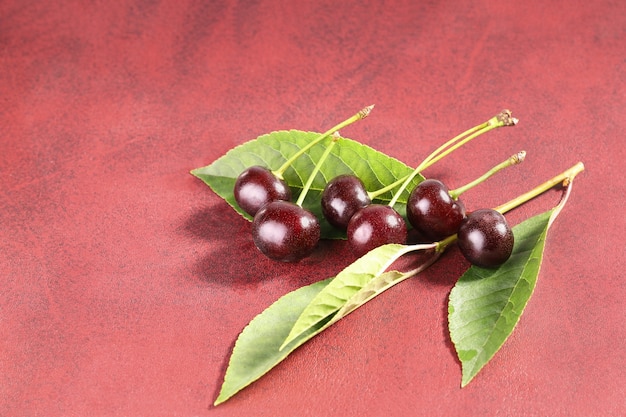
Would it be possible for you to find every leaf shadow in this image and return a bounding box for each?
[420,247,468,287]
[210,337,238,409]
[407,245,468,367]
[442,289,462,368]
[420,249,469,369]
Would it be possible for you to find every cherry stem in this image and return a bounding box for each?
[367,174,411,200]
[448,151,526,200]
[295,133,340,207]
[435,161,585,252]
[419,111,518,171]
[387,110,518,207]
[273,105,374,179]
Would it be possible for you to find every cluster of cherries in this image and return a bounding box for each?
[322,175,514,268]
[232,108,517,268]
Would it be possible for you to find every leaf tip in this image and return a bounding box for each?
[213,392,228,406]
[461,371,477,388]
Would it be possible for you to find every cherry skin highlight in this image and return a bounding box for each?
[406,179,466,241]
[234,166,291,216]
[457,208,514,268]
[321,174,372,230]
[252,201,320,262]
[347,204,407,257]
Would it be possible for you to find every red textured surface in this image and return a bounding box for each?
[2,1,625,415]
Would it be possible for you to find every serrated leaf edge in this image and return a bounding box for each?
[214,278,333,405]
[458,213,552,386]
[454,181,575,386]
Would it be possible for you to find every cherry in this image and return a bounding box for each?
[406,179,466,241]
[347,204,407,257]
[321,174,372,230]
[252,201,320,262]
[457,208,514,268]
[234,166,291,216]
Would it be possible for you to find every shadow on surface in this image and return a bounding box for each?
[180,202,244,243]
[179,203,354,288]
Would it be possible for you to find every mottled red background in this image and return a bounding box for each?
[1,1,624,416]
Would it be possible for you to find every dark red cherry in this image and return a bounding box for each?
[406,179,466,241]
[457,208,514,268]
[234,166,291,216]
[321,175,372,230]
[347,204,407,257]
[252,201,320,262]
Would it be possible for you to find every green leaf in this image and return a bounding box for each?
[333,248,441,321]
[214,277,332,405]
[191,130,423,239]
[448,208,557,387]
[215,268,421,405]
[281,243,422,349]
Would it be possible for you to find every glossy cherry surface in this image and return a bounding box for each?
[406,179,466,241]
[347,204,407,257]
[321,174,372,229]
[252,201,320,262]
[234,166,291,216]
[457,208,514,268]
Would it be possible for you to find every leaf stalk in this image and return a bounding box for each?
[436,161,585,252]
[494,162,584,215]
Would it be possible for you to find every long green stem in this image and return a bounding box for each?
[387,110,518,207]
[273,105,374,179]
[449,151,526,200]
[419,114,513,172]
[295,135,339,207]
[435,161,585,252]
[420,121,489,167]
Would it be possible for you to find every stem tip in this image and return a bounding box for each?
[496,110,518,126]
[358,105,375,119]
[513,150,526,164]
